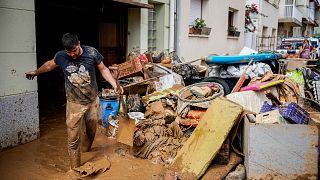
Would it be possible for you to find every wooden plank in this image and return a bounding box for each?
[231,58,254,93]
[171,97,243,179]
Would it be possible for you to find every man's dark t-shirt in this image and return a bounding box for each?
[54,45,103,104]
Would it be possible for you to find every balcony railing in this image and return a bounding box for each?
[279,5,303,24]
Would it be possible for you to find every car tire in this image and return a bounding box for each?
[202,77,231,95]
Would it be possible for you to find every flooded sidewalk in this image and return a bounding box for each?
[0,110,166,180]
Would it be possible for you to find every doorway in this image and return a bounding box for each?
[34,0,128,116]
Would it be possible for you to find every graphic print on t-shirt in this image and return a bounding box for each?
[87,47,97,57]
[66,64,91,87]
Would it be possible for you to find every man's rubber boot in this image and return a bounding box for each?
[69,151,81,169]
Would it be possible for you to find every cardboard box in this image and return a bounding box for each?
[114,58,143,79]
[255,110,287,124]
[286,59,307,71]
[286,58,317,71]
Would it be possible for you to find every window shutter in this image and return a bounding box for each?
[189,0,202,25]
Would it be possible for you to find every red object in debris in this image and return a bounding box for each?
[179,110,207,127]
[139,54,148,65]
[186,110,207,119]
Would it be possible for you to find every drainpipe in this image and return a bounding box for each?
[169,0,175,52]
[258,0,262,35]
[256,0,262,50]
[175,0,181,57]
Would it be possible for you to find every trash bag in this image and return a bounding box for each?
[172,64,198,80]
[286,69,305,86]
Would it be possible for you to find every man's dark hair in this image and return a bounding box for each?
[62,33,79,51]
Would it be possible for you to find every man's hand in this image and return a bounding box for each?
[114,85,124,95]
[25,71,38,80]
[25,59,58,80]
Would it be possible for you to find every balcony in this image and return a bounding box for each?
[300,6,316,24]
[309,8,315,22]
[315,18,320,26]
[279,5,303,26]
[297,1,316,24]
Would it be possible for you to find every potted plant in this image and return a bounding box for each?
[245,3,259,33]
[228,25,240,37]
[189,18,206,34]
[194,18,206,29]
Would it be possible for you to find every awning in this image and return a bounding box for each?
[111,0,154,9]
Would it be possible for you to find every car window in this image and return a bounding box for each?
[310,41,318,48]
[294,42,303,50]
[280,42,301,50]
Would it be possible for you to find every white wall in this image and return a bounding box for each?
[0,0,39,150]
[0,0,37,95]
[127,0,149,54]
[140,6,149,53]
[176,0,246,61]
[297,0,310,19]
[261,0,279,31]
[128,8,141,53]
[155,2,170,51]
[127,0,170,54]
[296,0,309,6]
[245,0,279,50]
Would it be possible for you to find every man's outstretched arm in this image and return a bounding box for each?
[25,59,59,80]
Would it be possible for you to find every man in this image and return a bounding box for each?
[25,33,123,170]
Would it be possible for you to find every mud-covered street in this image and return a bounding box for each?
[2,0,320,179]
[0,110,166,180]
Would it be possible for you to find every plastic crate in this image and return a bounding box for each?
[280,102,309,124]
[260,101,279,113]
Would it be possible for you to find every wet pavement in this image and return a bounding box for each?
[0,110,166,180]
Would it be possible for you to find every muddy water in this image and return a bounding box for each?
[0,110,166,180]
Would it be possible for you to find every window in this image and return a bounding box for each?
[189,0,203,25]
[285,0,293,5]
[228,7,239,36]
[148,7,157,52]
[293,27,301,37]
[228,8,239,29]
[228,10,234,29]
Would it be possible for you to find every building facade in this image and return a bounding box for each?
[175,0,246,62]
[0,0,39,150]
[128,0,172,54]
[0,0,170,150]
[278,0,319,38]
[245,0,280,51]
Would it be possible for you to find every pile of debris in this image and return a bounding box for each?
[97,50,320,179]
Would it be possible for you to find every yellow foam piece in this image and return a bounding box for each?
[171,97,243,178]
